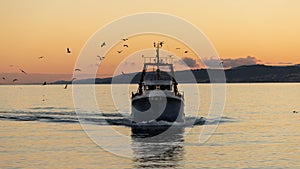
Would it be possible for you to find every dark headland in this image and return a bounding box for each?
[54,64,300,84]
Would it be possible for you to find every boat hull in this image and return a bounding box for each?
[131,95,184,123]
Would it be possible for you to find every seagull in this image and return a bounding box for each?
[38,56,45,59]
[159,41,164,46]
[74,68,81,71]
[123,44,129,48]
[64,78,76,89]
[2,77,5,80]
[19,69,27,74]
[42,95,46,102]
[42,81,47,85]
[176,47,180,50]
[13,78,18,82]
[9,65,14,67]
[100,42,106,47]
[117,50,123,53]
[67,48,71,53]
[184,50,188,53]
[122,38,128,41]
[97,55,105,60]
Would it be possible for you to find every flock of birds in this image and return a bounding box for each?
[2,48,71,85]
[73,38,130,75]
[1,48,70,86]
[2,66,28,83]
[2,37,192,86]
[1,38,193,102]
[1,38,133,88]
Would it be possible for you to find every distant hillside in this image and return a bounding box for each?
[53,64,300,84]
[225,64,300,82]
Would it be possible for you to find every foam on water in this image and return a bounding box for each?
[0,109,233,127]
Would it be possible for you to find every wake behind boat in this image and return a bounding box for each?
[131,41,185,123]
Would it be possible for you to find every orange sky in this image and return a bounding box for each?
[1,0,300,78]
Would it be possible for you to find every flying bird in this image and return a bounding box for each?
[176,47,180,50]
[64,78,76,89]
[123,44,129,48]
[19,69,27,74]
[38,56,45,59]
[9,65,14,67]
[42,95,46,102]
[64,83,68,89]
[97,55,105,60]
[74,68,81,72]
[168,55,173,58]
[2,77,5,80]
[100,42,106,47]
[159,41,164,46]
[67,48,71,53]
[184,50,188,53]
[117,50,123,53]
[122,38,128,41]
[13,79,18,82]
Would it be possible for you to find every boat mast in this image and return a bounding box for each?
[154,41,163,80]
[154,41,164,69]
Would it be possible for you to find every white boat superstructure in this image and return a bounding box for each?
[131,41,185,123]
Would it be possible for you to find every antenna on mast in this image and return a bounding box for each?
[154,41,164,67]
[154,41,164,80]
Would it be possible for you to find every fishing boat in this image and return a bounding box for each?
[131,41,185,123]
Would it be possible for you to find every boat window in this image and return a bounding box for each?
[160,85,171,90]
[166,85,171,90]
[159,85,167,90]
[146,85,155,90]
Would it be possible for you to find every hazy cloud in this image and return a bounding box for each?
[179,57,199,68]
[265,61,293,65]
[124,61,136,66]
[204,56,260,68]
[277,62,293,64]
[222,56,260,68]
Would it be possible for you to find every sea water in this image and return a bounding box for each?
[0,84,299,168]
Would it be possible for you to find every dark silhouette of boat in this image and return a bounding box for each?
[131,42,185,123]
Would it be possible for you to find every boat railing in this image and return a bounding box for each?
[143,56,173,65]
[144,80,172,86]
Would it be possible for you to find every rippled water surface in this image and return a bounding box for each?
[1,84,300,168]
